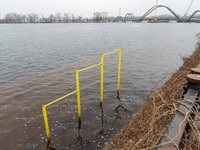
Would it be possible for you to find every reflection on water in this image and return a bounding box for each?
[75,118,90,149]
[77,118,83,147]
[47,141,55,150]
[99,102,104,135]
[115,96,128,120]
[45,94,130,149]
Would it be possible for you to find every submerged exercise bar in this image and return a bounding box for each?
[101,48,121,102]
[42,49,122,141]
[76,63,101,118]
[42,90,77,141]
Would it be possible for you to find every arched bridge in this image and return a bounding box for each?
[115,5,200,22]
[138,5,180,22]
[124,13,135,22]
[113,16,124,22]
[188,10,200,21]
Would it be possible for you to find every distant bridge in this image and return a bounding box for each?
[124,13,135,22]
[138,5,180,22]
[187,10,200,22]
[115,5,200,22]
[114,16,124,22]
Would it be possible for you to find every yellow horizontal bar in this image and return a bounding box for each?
[78,63,101,72]
[103,49,120,56]
[44,90,77,107]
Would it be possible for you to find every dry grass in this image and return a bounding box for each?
[105,36,200,150]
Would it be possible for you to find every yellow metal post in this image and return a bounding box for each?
[117,49,121,95]
[42,90,77,142]
[41,49,123,142]
[101,54,104,103]
[42,106,50,141]
[76,70,81,118]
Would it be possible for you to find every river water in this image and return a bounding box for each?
[0,23,200,150]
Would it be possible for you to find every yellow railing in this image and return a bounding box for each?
[42,49,121,142]
[76,63,102,118]
[42,90,77,141]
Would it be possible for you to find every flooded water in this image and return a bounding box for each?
[0,23,200,150]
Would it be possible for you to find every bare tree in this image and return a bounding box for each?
[78,16,82,22]
[15,14,22,23]
[71,14,76,22]
[101,12,108,21]
[93,12,102,22]
[4,13,16,23]
[28,13,39,23]
[63,13,69,23]
[49,14,55,23]
[55,12,62,22]
[21,14,27,23]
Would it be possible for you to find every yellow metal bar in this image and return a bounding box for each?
[44,90,77,107]
[101,54,104,103]
[76,70,81,118]
[117,49,121,94]
[42,106,50,141]
[42,90,77,141]
[78,63,101,72]
[42,48,123,142]
[103,49,120,56]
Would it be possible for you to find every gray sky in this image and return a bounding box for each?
[1,0,200,18]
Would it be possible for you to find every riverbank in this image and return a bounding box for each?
[105,34,200,149]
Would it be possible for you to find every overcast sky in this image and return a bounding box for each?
[1,0,200,18]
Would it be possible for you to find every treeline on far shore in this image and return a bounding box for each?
[1,12,200,23]
[0,12,114,23]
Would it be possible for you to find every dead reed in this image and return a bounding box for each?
[105,36,200,150]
